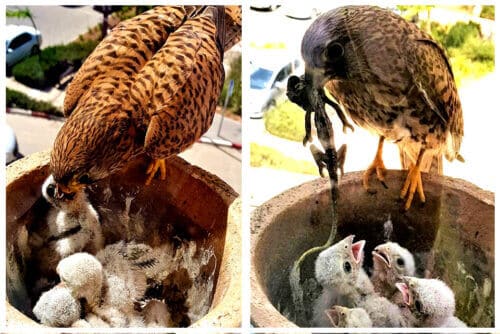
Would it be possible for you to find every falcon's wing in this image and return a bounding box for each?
[135,8,225,158]
[403,37,461,127]
[63,6,188,116]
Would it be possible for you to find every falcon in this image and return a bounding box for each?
[297,5,464,210]
[50,6,241,197]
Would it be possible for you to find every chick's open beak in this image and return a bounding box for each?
[324,306,343,327]
[372,247,391,267]
[351,239,365,264]
[396,282,412,306]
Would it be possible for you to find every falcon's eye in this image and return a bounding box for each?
[415,299,423,313]
[343,261,352,273]
[327,42,344,59]
[78,174,93,185]
[396,257,405,267]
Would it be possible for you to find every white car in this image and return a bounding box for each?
[6,24,42,69]
[249,57,303,119]
[4,123,23,165]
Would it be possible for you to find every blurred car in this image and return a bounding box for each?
[6,24,42,69]
[250,4,280,11]
[5,123,23,165]
[249,56,303,119]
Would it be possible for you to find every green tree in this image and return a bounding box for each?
[397,5,434,32]
[6,7,38,31]
[219,54,241,116]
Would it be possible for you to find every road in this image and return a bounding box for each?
[7,112,241,193]
[6,6,101,48]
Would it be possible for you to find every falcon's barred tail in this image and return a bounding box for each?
[398,144,443,175]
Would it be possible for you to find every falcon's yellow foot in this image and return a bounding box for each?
[145,159,166,185]
[400,164,425,211]
[363,136,388,194]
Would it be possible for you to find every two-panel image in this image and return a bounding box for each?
[4,4,494,331]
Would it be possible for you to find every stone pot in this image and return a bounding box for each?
[6,151,241,328]
[251,170,494,327]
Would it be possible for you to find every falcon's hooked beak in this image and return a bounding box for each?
[43,175,83,201]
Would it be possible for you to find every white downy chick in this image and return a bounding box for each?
[56,252,104,309]
[314,235,404,327]
[41,174,104,255]
[313,235,370,326]
[142,299,173,327]
[371,241,415,299]
[94,241,149,326]
[58,247,147,327]
[315,235,368,297]
[396,276,467,327]
[324,305,372,327]
[29,175,104,281]
[33,284,81,327]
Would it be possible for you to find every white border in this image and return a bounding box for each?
[2,1,499,333]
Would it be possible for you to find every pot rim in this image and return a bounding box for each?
[250,170,494,328]
[6,150,241,328]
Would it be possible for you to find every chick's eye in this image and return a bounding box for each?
[415,300,423,313]
[396,257,405,267]
[343,261,352,273]
[78,174,92,184]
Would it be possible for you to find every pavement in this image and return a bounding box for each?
[7,6,101,48]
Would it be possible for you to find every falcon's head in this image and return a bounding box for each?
[49,107,137,199]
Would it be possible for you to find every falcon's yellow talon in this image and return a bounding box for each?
[363,136,387,193]
[400,149,426,210]
[145,159,166,185]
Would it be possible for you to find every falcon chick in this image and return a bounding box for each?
[27,175,103,291]
[49,6,241,198]
[396,276,467,327]
[298,5,464,210]
[371,241,415,299]
[57,247,149,327]
[314,235,404,327]
[32,284,81,327]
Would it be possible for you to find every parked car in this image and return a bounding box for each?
[249,56,303,119]
[5,123,23,165]
[6,24,42,69]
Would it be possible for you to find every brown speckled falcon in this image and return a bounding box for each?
[299,5,463,210]
[50,6,241,196]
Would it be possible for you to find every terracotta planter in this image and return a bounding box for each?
[251,170,494,327]
[6,151,241,328]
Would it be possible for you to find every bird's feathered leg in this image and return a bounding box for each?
[400,147,426,210]
[363,136,388,193]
